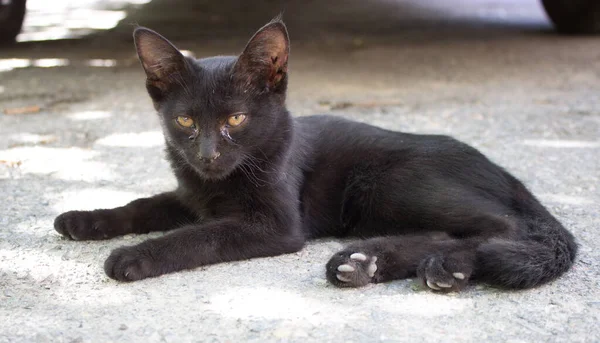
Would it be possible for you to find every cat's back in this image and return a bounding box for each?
[295,114,402,153]
[293,114,493,189]
[294,114,463,159]
[293,115,504,237]
[293,114,462,236]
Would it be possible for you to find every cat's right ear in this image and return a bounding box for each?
[233,18,290,95]
[133,27,188,102]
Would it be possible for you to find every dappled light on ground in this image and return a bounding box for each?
[0,58,119,73]
[52,188,142,212]
[539,194,595,206]
[85,59,118,67]
[94,131,163,148]
[0,146,114,181]
[17,0,151,42]
[522,139,600,148]
[376,294,472,316]
[8,133,57,145]
[208,287,471,320]
[0,58,69,72]
[68,111,113,121]
[209,288,333,321]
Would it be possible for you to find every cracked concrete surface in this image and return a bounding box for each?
[1,0,599,342]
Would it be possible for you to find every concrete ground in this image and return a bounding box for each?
[1,0,599,342]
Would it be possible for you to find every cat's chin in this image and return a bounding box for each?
[192,165,234,181]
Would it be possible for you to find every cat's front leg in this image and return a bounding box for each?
[54,192,195,240]
[104,219,305,281]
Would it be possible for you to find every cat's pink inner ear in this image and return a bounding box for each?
[134,28,185,81]
[266,33,289,85]
[236,21,290,89]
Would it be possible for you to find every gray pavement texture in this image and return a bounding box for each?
[1,0,599,342]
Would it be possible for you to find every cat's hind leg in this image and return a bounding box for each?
[416,249,474,292]
[326,235,475,291]
[326,250,378,287]
[329,160,520,291]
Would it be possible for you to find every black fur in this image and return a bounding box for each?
[54,18,577,291]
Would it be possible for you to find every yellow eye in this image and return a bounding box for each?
[176,116,195,128]
[227,114,247,127]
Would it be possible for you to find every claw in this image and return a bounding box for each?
[367,260,377,277]
[452,272,465,280]
[427,280,441,290]
[350,253,367,261]
[437,282,452,288]
[337,264,355,272]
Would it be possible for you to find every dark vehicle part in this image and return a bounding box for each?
[542,0,600,34]
[1,0,599,43]
[0,0,26,43]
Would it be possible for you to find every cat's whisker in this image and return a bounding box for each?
[242,153,277,175]
[239,163,265,188]
[237,162,260,187]
[238,153,282,187]
[243,156,267,173]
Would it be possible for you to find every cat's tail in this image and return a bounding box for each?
[475,181,578,289]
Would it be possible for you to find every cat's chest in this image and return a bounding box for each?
[178,187,245,221]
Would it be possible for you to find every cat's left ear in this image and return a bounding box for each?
[234,18,290,93]
[134,27,188,101]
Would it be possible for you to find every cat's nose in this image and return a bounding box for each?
[199,151,221,163]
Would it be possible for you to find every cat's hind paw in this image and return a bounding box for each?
[417,254,471,292]
[326,251,378,287]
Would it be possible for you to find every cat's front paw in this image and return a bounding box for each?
[326,251,378,288]
[54,210,114,240]
[104,245,159,282]
[417,254,471,292]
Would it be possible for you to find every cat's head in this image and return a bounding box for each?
[133,18,291,181]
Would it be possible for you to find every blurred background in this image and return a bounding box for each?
[3,0,600,45]
[1,0,598,114]
[4,0,595,44]
[0,0,599,190]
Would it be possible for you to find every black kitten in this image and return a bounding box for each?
[54,18,577,291]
